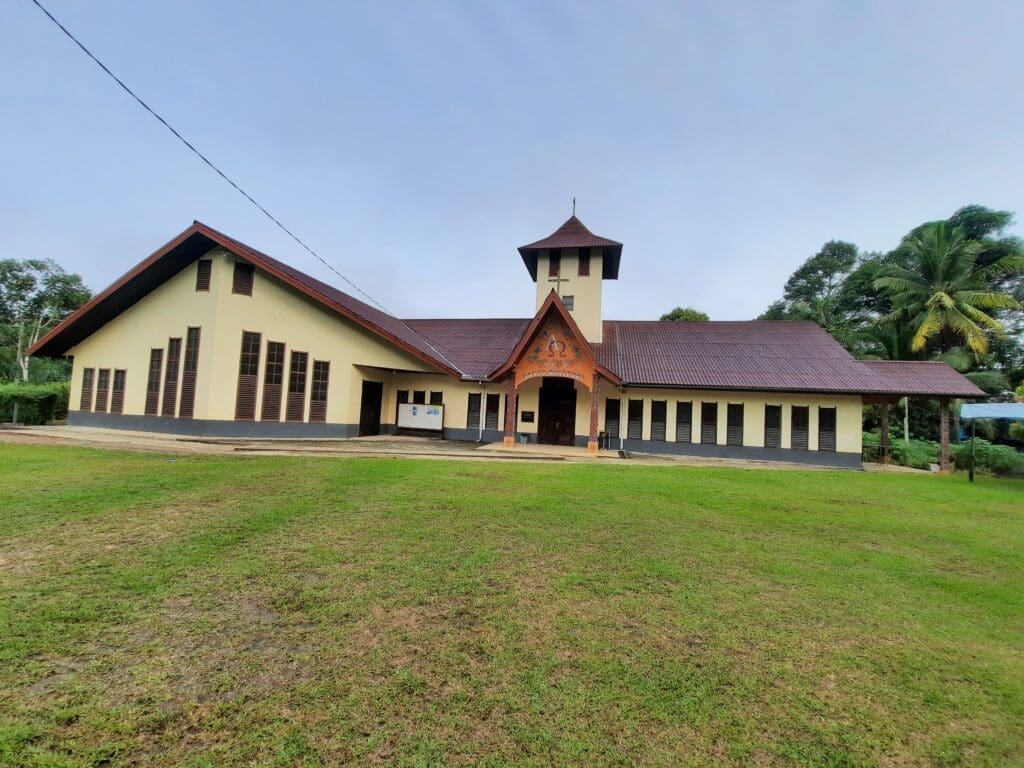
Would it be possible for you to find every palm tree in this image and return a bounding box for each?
[874,222,1022,355]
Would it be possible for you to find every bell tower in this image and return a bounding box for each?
[517,215,622,344]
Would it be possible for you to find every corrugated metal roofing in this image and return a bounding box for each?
[861,360,986,397]
[404,319,531,379]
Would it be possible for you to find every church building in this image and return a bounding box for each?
[30,216,983,468]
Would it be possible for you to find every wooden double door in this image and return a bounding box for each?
[538,377,577,446]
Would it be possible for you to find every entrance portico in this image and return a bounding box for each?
[492,291,621,454]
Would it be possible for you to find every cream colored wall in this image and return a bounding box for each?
[533,249,605,343]
[605,387,863,453]
[387,374,511,432]
[68,248,437,424]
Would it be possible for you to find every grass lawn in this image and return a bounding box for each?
[0,445,1022,768]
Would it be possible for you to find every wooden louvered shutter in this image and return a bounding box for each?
[791,406,809,450]
[80,367,95,411]
[179,327,201,419]
[578,248,591,276]
[110,370,126,414]
[675,401,692,442]
[627,399,643,439]
[309,360,330,423]
[95,369,111,413]
[145,350,162,415]
[161,338,182,417]
[700,402,718,444]
[764,405,782,448]
[467,393,481,430]
[604,398,620,438]
[485,394,500,430]
[235,331,261,420]
[727,403,744,446]
[195,259,212,291]
[232,262,254,296]
[818,407,837,452]
[651,400,667,441]
[286,351,308,422]
[260,341,285,421]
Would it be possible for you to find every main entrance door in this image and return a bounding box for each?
[358,380,383,436]
[538,377,576,446]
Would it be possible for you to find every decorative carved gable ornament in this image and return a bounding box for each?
[515,316,595,390]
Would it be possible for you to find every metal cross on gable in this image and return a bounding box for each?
[548,275,570,297]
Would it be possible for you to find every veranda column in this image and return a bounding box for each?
[939,397,951,474]
[588,375,601,454]
[503,376,517,448]
[879,402,891,464]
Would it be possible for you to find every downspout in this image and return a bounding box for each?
[619,385,626,451]
[478,380,485,442]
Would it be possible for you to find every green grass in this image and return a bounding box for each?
[0,444,1022,768]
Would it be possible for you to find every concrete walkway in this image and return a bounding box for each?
[0,424,880,471]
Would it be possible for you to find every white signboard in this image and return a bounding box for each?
[397,403,444,431]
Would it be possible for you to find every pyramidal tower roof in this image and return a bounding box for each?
[517,215,623,280]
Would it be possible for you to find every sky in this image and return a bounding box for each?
[2,0,1023,322]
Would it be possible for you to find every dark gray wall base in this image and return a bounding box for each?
[618,437,862,468]
[69,410,361,438]
[444,427,506,443]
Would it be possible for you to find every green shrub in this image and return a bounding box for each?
[863,431,940,469]
[951,438,1024,479]
[0,382,70,425]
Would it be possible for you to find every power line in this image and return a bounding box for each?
[28,0,393,315]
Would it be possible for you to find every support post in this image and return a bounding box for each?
[588,375,601,454]
[879,402,891,464]
[939,397,951,475]
[969,419,975,483]
[503,376,517,448]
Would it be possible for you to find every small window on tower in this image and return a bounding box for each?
[563,295,575,311]
[578,248,591,276]
[548,249,561,278]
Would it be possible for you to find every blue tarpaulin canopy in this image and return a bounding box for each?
[960,403,1024,420]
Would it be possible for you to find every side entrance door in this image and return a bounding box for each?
[538,377,577,446]
[359,380,383,436]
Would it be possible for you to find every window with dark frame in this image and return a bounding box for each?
[80,367,95,412]
[485,393,500,430]
[429,391,443,405]
[413,390,426,405]
[548,249,561,278]
[563,295,575,311]
[260,341,286,421]
[95,368,111,414]
[578,247,591,277]
[605,397,620,438]
[651,400,667,441]
[791,405,809,450]
[111,369,126,414]
[818,406,837,452]
[764,404,782,448]
[309,360,330,423]
[232,261,254,296]
[627,399,643,439]
[700,402,718,444]
[179,327,201,419]
[675,401,692,442]
[235,331,261,420]
[161,337,182,418]
[286,351,308,422]
[397,390,410,404]
[145,350,162,416]
[467,392,482,430]
[726,403,744,446]
[195,259,212,291]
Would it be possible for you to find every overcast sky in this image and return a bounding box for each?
[3,1,1022,321]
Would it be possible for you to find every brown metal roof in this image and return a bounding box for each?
[404,318,531,380]
[860,361,986,397]
[29,222,462,377]
[518,215,623,280]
